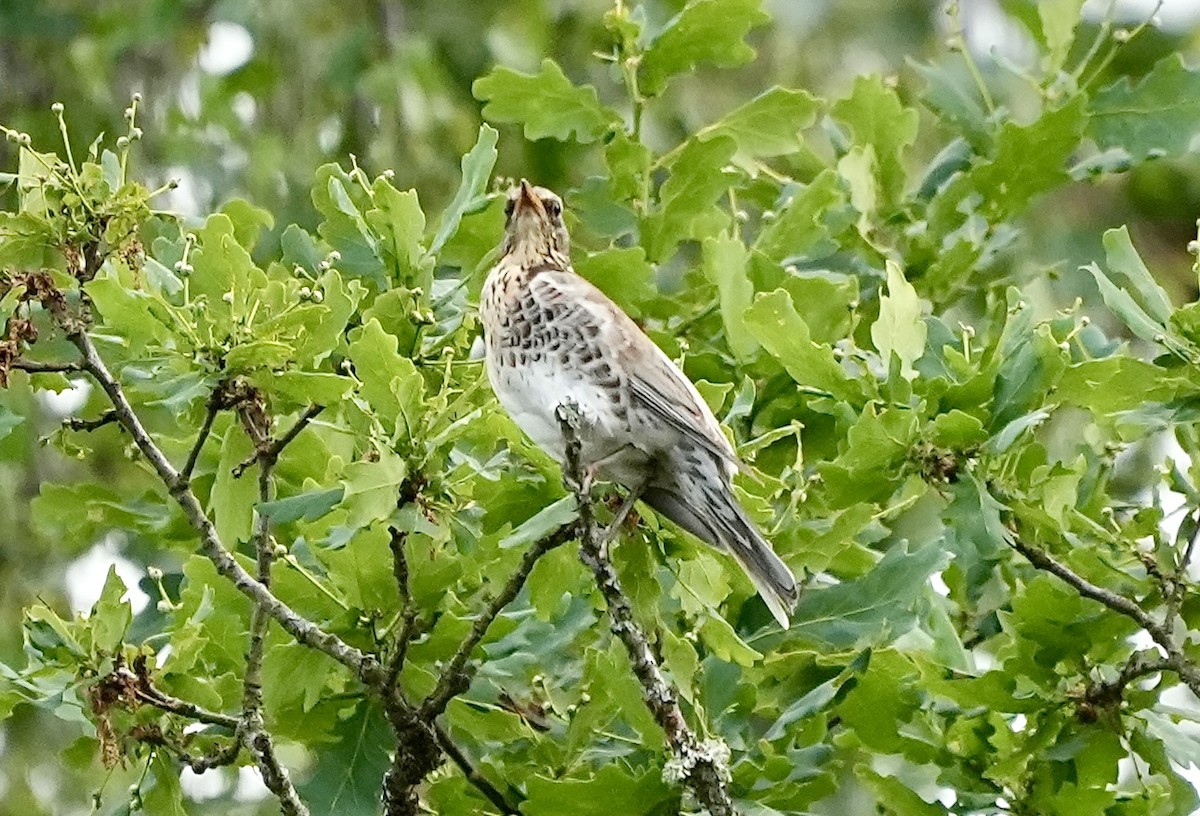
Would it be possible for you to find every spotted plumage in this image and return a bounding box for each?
[481,180,797,627]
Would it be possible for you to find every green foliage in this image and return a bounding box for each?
[5,1,1200,815]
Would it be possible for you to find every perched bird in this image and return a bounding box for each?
[480,180,798,627]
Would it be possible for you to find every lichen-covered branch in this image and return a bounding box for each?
[555,402,737,816]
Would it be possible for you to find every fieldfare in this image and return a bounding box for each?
[480,180,798,627]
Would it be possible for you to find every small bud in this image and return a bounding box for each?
[130,127,143,140]
[1113,28,1132,43]
[328,250,341,262]
[381,169,395,179]
[147,566,164,581]
[1154,333,1166,343]
[784,264,799,275]
[222,292,234,304]
[132,92,143,103]
[311,289,324,303]
[762,210,776,222]
[156,600,173,614]
[1079,316,1090,326]
[116,136,130,149]
[299,286,312,299]
[51,102,64,114]
[1188,240,1199,256]
[1058,341,1070,352]
[18,132,31,147]
[735,209,749,223]
[579,692,591,704]
[272,543,288,558]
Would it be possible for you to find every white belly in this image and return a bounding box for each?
[488,356,614,461]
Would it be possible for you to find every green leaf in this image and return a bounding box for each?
[259,487,345,524]
[429,124,499,255]
[499,495,577,550]
[473,59,618,143]
[299,701,392,816]
[211,426,256,545]
[698,614,762,666]
[1038,0,1085,70]
[744,289,862,403]
[340,449,408,528]
[639,0,769,96]
[753,169,845,263]
[1090,54,1200,162]
[640,135,738,263]
[89,567,131,653]
[573,246,657,318]
[523,763,675,816]
[348,318,423,430]
[0,407,25,443]
[831,75,919,206]
[871,260,927,380]
[780,540,949,650]
[703,231,757,359]
[934,98,1086,227]
[1084,263,1180,349]
[365,182,427,286]
[696,85,821,162]
[1101,226,1173,324]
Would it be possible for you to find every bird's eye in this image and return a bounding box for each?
[544,199,562,218]
[504,198,516,218]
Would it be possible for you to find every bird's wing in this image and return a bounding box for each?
[528,268,742,470]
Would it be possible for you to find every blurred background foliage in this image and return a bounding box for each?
[5,0,1200,814]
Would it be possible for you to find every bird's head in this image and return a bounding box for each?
[501,179,569,260]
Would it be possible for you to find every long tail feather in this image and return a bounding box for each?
[642,480,797,628]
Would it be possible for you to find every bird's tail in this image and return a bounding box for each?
[642,477,798,628]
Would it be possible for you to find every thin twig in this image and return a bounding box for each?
[11,358,82,374]
[132,687,240,730]
[433,721,520,815]
[233,404,324,478]
[419,521,576,720]
[180,395,221,483]
[556,402,737,816]
[1007,535,1200,697]
[237,452,308,815]
[64,409,120,432]
[385,525,419,690]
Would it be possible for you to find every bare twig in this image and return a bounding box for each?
[385,524,419,690]
[11,358,82,374]
[180,394,221,483]
[64,409,120,432]
[419,520,576,720]
[433,722,520,815]
[556,402,737,816]
[233,404,324,478]
[238,451,309,815]
[1008,535,1200,697]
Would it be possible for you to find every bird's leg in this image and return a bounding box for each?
[599,482,645,561]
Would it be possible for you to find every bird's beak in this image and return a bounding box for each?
[513,179,546,220]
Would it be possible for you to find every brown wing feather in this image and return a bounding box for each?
[528,268,742,470]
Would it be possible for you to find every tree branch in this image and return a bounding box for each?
[419,520,575,720]
[433,721,520,815]
[11,357,82,374]
[233,404,324,478]
[237,448,309,815]
[555,402,737,816]
[180,393,221,483]
[64,409,120,432]
[1007,535,1200,698]
[52,313,382,688]
[385,524,419,691]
